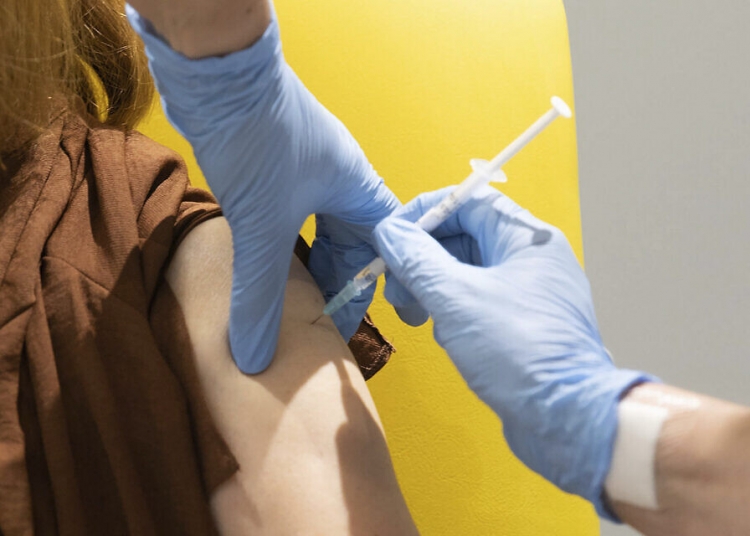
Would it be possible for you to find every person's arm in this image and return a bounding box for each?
[165,217,419,535]
[126,1,403,374]
[607,383,750,536]
[125,0,271,58]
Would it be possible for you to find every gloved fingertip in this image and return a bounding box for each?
[332,315,361,342]
[395,302,430,327]
[228,309,281,375]
[384,273,429,325]
[331,304,359,338]
[231,340,274,375]
[239,358,272,375]
[383,273,416,308]
[330,291,373,342]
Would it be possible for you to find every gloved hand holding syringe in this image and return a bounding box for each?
[323,96,573,317]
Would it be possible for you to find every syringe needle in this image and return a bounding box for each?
[322,280,361,316]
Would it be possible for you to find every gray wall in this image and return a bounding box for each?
[562,2,750,535]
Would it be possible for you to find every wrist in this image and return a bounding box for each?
[606,383,750,534]
[575,367,658,519]
[605,383,671,511]
[497,365,655,520]
[127,1,271,58]
[606,383,709,513]
[126,4,283,131]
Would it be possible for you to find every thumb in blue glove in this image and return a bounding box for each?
[372,186,656,519]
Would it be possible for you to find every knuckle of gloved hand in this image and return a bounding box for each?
[548,225,569,244]
[536,225,571,255]
[472,186,504,208]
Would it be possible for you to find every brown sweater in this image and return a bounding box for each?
[0,111,392,535]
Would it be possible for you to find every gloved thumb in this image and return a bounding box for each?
[373,217,462,313]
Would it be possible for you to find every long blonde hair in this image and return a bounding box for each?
[0,0,153,155]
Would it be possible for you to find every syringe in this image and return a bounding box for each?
[323,96,572,317]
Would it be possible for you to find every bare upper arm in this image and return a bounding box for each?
[165,217,418,536]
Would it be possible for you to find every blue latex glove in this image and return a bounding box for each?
[372,186,656,519]
[127,7,401,373]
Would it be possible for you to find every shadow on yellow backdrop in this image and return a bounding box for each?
[138,0,597,534]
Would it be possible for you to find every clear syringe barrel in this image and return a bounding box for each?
[415,168,491,232]
[353,257,387,289]
[323,96,572,317]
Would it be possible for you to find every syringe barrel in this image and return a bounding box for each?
[353,257,388,290]
[416,169,490,233]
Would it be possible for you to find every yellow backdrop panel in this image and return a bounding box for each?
[138,0,598,534]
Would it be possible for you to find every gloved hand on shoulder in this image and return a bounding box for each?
[372,186,656,519]
[127,6,401,373]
